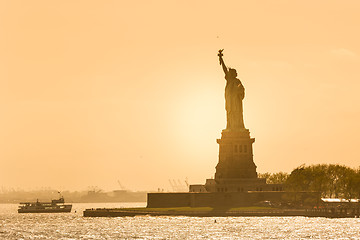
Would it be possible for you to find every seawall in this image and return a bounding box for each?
[146,191,318,208]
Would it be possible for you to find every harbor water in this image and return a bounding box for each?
[1,203,360,239]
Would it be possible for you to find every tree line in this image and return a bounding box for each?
[259,164,360,199]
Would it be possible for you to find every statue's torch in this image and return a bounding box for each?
[218,49,224,65]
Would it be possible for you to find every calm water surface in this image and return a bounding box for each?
[1,203,360,239]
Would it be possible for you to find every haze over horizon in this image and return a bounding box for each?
[1,0,360,191]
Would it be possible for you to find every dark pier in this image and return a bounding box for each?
[306,206,360,218]
[83,206,360,218]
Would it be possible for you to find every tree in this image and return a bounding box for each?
[258,172,289,184]
[285,164,358,199]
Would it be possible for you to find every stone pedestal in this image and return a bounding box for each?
[215,129,257,179]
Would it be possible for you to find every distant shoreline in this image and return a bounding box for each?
[0,190,148,203]
[0,201,147,204]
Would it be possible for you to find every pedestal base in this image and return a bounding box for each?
[203,178,271,192]
[215,129,257,179]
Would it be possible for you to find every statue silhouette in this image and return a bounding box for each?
[218,50,245,130]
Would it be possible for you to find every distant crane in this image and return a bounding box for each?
[168,179,176,191]
[185,177,189,187]
[117,180,126,191]
[172,179,178,191]
[177,179,184,188]
[168,179,188,192]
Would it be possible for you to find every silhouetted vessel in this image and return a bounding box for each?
[18,197,72,213]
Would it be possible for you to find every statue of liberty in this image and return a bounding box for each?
[218,49,245,130]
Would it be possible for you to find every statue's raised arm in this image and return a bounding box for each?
[218,50,245,130]
[218,49,228,75]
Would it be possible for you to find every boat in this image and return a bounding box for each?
[18,196,72,213]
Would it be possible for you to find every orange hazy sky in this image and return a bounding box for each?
[1,0,359,191]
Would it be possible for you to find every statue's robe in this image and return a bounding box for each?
[225,73,245,130]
